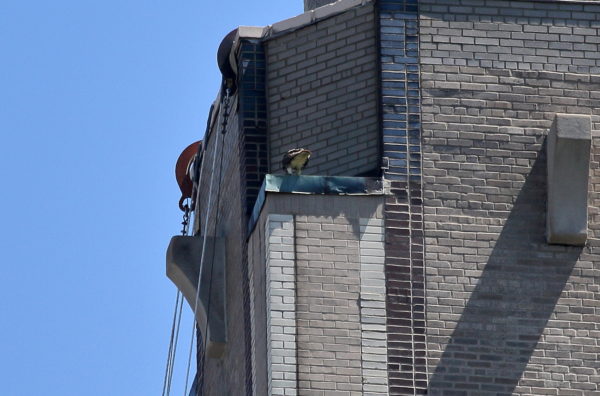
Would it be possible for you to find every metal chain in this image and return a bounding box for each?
[220,88,231,133]
[181,202,191,236]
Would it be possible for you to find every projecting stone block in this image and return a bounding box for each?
[546,114,592,246]
[166,235,227,358]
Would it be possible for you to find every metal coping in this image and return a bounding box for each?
[247,174,384,236]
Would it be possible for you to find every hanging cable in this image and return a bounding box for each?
[183,143,224,396]
[179,109,211,396]
[182,326,196,396]
[162,202,192,396]
[200,98,228,388]
[166,293,184,396]
[183,88,231,396]
[183,124,223,396]
[162,290,182,396]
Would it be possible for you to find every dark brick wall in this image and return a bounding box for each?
[378,0,427,394]
[193,100,247,395]
[238,40,268,218]
[237,38,268,396]
[192,39,268,396]
[247,209,269,396]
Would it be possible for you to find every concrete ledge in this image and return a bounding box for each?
[166,235,227,358]
[305,0,337,11]
[236,26,267,40]
[546,114,592,246]
[234,0,373,42]
[271,11,314,35]
[313,0,365,20]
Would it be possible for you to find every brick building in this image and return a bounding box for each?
[167,0,600,394]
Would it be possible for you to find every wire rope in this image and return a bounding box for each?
[166,294,185,396]
[183,130,222,396]
[162,199,193,396]
[182,88,230,396]
[198,113,227,392]
[182,326,196,396]
[162,290,182,396]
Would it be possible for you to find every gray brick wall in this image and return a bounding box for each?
[248,193,386,395]
[420,0,600,74]
[359,218,389,396]
[248,211,269,396]
[420,1,600,394]
[266,214,298,396]
[192,96,248,395]
[266,3,380,177]
[192,38,267,396]
[295,215,363,395]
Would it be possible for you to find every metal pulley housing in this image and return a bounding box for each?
[217,28,238,93]
[175,141,202,211]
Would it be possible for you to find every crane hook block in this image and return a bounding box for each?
[176,141,202,211]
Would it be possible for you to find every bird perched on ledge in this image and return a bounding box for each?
[282,148,312,175]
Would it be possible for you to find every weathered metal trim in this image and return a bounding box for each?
[247,175,384,236]
[248,179,268,237]
[264,174,383,195]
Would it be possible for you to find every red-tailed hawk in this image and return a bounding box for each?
[282,148,311,175]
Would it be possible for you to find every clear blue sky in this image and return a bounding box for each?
[0,1,301,395]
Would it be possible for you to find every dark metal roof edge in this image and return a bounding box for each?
[247,174,384,237]
[501,0,600,4]
[264,174,384,195]
[247,179,268,237]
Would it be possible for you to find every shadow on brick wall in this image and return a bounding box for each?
[427,148,582,395]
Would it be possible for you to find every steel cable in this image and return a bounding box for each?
[183,88,230,395]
